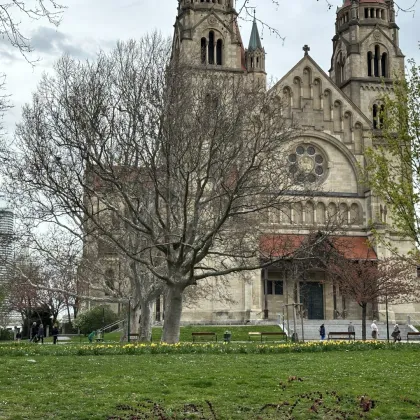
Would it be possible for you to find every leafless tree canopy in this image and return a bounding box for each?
[0,0,65,60]
[0,32,317,342]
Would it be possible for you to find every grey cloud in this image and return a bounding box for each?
[0,26,94,62]
[30,26,93,59]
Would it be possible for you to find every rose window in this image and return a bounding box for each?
[288,144,327,184]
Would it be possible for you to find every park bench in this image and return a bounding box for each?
[95,337,104,342]
[260,332,287,342]
[192,332,217,342]
[327,332,355,341]
[407,332,420,342]
[248,332,262,341]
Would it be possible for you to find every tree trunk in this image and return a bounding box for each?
[361,303,367,341]
[161,284,184,343]
[139,300,153,342]
[130,303,141,336]
[66,304,72,325]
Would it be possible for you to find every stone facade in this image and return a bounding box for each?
[170,0,418,324]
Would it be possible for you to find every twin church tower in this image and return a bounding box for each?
[170,0,413,323]
[172,0,403,124]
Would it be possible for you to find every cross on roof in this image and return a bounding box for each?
[303,45,310,56]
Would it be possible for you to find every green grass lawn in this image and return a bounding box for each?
[1,349,419,419]
[48,325,284,344]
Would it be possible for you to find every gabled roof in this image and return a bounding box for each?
[269,53,372,126]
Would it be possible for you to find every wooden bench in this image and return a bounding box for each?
[248,332,262,341]
[328,332,355,341]
[192,332,217,342]
[407,332,420,342]
[260,332,287,342]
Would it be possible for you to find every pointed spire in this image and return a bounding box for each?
[248,11,263,51]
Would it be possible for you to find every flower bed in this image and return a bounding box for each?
[0,340,416,357]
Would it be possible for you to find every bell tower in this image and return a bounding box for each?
[172,0,246,74]
[329,0,404,124]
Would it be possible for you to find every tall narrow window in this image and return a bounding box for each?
[373,104,378,129]
[201,37,207,64]
[336,61,341,85]
[367,51,372,76]
[374,45,380,77]
[216,39,222,65]
[364,8,369,18]
[208,31,215,65]
[381,53,387,77]
[380,104,385,128]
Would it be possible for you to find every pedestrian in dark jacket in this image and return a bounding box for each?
[52,326,59,345]
[37,324,45,344]
[30,322,38,342]
[391,324,401,343]
[319,324,326,341]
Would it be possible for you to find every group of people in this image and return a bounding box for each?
[28,322,60,344]
[319,320,401,342]
[370,320,401,342]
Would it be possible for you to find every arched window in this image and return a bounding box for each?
[316,202,326,224]
[373,104,378,129]
[373,103,384,129]
[350,203,361,225]
[380,104,385,127]
[367,51,372,76]
[374,45,380,77]
[336,61,341,85]
[216,39,222,65]
[381,53,387,77]
[208,31,215,65]
[201,37,207,64]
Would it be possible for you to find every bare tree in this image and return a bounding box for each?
[0,31,323,343]
[326,254,415,340]
[0,0,65,60]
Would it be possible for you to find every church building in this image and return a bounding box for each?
[171,0,418,324]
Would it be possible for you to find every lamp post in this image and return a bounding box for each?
[127,297,131,343]
[385,291,390,342]
[263,268,269,319]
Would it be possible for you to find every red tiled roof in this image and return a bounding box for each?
[260,234,377,260]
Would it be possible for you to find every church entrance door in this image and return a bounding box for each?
[300,282,324,319]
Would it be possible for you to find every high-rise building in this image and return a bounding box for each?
[0,196,15,326]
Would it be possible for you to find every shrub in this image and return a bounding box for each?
[73,305,119,334]
[0,329,14,341]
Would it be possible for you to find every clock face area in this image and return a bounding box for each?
[288,143,328,185]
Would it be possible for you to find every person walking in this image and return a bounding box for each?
[319,323,326,341]
[88,330,96,344]
[371,320,379,340]
[348,321,355,339]
[52,325,59,345]
[37,324,45,344]
[391,324,401,343]
[30,322,38,342]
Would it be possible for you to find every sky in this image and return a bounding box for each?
[0,0,419,134]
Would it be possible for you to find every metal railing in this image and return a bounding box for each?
[407,315,420,332]
[97,319,125,334]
